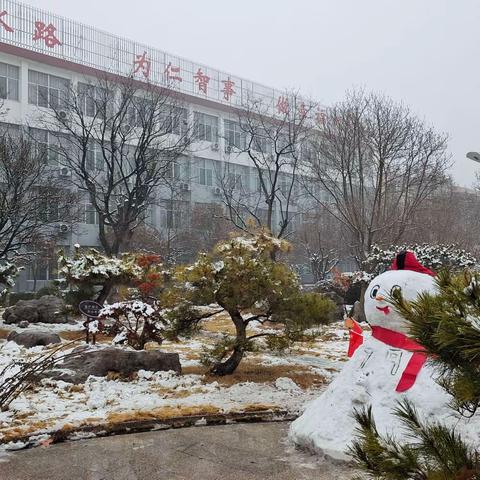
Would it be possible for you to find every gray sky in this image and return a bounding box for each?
[24,0,480,186]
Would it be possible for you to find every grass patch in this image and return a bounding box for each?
[0,419,53,443]
[58,331,113,343]
[0,328,10,340]
[183,362,326,390]
[106,404,222,424]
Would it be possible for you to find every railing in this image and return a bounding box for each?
[0,0,279,110]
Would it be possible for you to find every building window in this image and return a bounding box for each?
[0,122,20,138]
[196,158,213,186]
[167,157,190,181]
[252,135,272,155]
[30,128,67,166]
[84,203,99,224]
[224,120,245,150]
[37,194,60,223]
[78,82,106,118]
[86,141,104,172]
[28,70,69,109]
[279,173,290,197]
[158,105,188,136]
[0,62,19,101]
[253,168,263,193]
[27,258,59,282]
[194,112,218,142]
[225,163,249,191]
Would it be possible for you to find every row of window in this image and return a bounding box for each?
[0,62,281,151]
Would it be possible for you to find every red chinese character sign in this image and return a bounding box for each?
[221,77,235,101]
[0,11,13,33]
[165,62,182,82]
[316,109,326,125]
[133,51,151,79]
[194,68,210,95]
[298,102,308,119]
[276,96,289,114]
[33,21,61,48]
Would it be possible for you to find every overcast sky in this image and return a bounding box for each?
[24,0,480,186]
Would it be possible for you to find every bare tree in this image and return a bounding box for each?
[403,179,480,249]
[0,130,79,262]
[42,75,192,261]
[190,202,232,252]
[293,207,344,282]
[305,89,450,264]
[218,91,314,243]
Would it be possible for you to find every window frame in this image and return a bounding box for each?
[0,62,19,101]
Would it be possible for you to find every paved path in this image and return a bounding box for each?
[0,422,355,480]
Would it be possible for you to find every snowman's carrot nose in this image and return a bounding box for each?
[375,294,385,301]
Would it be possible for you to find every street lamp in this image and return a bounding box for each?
[467,152,480,163]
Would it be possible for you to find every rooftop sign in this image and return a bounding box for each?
[0,0,282,110]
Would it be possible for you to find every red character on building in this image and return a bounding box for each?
[276,96,289,114]
[194,68,210,95]
[221,77,235,101]
[298,102,308,119]
[133,51,151,79]
[0,11,14,33]
[33,21,62,48]
[165,62,182,82]
[316,109,326,125]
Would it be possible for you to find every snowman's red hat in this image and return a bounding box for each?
[390,251,435,276]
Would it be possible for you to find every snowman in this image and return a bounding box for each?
[289,251,480,460]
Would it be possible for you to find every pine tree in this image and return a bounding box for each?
[350,269,480,479]
[163,231,335,375]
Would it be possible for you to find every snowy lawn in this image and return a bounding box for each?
[0,313,350,449]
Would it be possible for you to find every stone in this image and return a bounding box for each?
[2,295,67,325]
[46,346,181,384]
[18,320,29,328]
[7,331,61,348]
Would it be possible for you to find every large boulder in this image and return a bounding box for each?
[2,295,66,325]
[7,331,61,348]
[47,346,181,384]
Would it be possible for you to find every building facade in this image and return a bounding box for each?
[0,0,324,291]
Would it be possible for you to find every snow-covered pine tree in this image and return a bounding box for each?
[350,269,480,479]
[163,232,336,375]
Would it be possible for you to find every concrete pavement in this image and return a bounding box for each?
[0,422,355,480]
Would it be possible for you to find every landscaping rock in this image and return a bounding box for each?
[7,331,61,348]
[46,346,181,384]
[18,320,29,328]
[2,295,66,325]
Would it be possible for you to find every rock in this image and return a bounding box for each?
[2,295,66,325]
[351,300,366,324]
[7,331,61,348]
[18,320,29,328]
[46,346,181,384]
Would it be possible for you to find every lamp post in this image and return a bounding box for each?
[467,152,480,163]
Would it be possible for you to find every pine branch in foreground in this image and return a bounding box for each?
[349,400,480,480]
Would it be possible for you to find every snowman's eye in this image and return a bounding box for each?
[391,285,402,296]
[370,285,380,299]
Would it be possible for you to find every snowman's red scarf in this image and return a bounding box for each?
[371,326,427,392]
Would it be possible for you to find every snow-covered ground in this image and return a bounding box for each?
[0,314,350,450]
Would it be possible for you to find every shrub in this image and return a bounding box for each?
[35,284,61,298]
[98,300,168,350]
[6,292,36,306]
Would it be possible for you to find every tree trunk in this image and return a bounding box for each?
[96,280,113,305]
[209,309,246,376]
